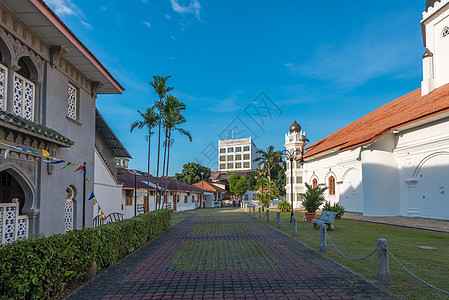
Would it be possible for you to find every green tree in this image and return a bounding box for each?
[130,106,158,211]
[254,177,278,210]
[232,177,249,201]
[161,95,192,207]
[253,146,284,196]
[228,172,241,193]
[149,75,173,209]
[174,162,211,185]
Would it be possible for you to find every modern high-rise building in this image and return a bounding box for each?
[218,137,260,171]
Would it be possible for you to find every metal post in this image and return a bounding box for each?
[277,211,281,228]
[258,207,261,218]
[266,209,270,222]
[253,206,255,215]
[82,162,86,228]
[292,215,297,236]
[261,175,264,211]
[248,206,251,213]
[320,223,327,252]
[134,173,137,217]
[377,238,391,285]
[290,158,294,223]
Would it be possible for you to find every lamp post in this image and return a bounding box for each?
[279,149,305,222]
[200,171,204,208]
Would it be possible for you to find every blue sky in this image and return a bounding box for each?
[47,0,425,175]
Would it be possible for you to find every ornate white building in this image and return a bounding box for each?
[286,0,449,220]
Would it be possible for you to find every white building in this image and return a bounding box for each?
[285,0,449,220]
[218,137,260,171]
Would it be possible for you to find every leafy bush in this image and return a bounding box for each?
[277,200,292,212]
[300,183,327,212]
[322,201,346,219]
[0,209,171,299]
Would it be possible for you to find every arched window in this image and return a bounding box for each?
[312,178,318,189]
[13,57,36,120]
[65,187,75,232]
[328,176,335,195]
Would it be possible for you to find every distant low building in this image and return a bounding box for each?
[193,181,226,207]
[117,168,205,215]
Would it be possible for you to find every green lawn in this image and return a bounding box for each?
[245,208,449,300]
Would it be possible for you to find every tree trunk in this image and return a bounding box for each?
[164,131,172,209]
[146,131,151,213]
[161,128,168,209]
[155,98,163,209]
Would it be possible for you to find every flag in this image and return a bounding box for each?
[100,211,104,218]
[4,148,10,159]
[51,160,65,164]
[40,149,50,157]
[94,199,98,205]
[0,142,4,145]
[88,192,95,200]
[74,165,84,173]
[27,149,38,154]
[60,162,73,170]
[85,177,90,182]
[19,146,27,152]
[98,206,101,213]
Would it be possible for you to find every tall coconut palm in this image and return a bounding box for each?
[130,106,158,212]
[253,145,282,194]
[162,97,192,208]
[149,75,173,209]
[160,95,187,207]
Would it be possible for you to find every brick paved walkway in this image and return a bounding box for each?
[66,209,393,299]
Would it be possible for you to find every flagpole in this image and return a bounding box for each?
[83,162,86,228]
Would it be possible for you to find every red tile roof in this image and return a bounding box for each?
[304,84,449,159]
[193,181,226,193]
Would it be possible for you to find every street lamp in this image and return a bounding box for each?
[200,171,204,208]
[255,170,267,211]
[279,149,305,222]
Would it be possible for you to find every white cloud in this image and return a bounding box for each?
[165,14,171,19]
[46,0,82,16]
[170,35,175,40]
[101,6,107,11]
[286,12,420,89]
[169,0,201,21]
[175,91,246,113]
[46,0,92,29]
[142,21,152,28]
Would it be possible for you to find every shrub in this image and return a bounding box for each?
[322,201,346,219]
[277,200,292,212]
[300,183,327,212]
[0,209,171,299]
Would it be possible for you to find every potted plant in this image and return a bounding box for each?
[300,183,327,222]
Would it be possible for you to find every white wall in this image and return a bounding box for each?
[94,150,123,218]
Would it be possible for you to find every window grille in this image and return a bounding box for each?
[0,64,7,110]
[64,199,73,232]
[67,84,76,119]
[329,176,336,195]
[13,73,34,120]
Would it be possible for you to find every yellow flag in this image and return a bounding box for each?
[40,149,50,157]
[100,211,104,218]
[94,199,98,205]
[0,142,4,145]
[86,177,90,182]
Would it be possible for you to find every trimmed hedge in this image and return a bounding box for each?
[0,209,171,299]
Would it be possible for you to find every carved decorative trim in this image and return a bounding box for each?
[91,81,103,99]
[49,46,68,69]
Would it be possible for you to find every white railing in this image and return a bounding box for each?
[0,200,29,245]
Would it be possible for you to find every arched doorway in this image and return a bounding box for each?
[0,170,30,244]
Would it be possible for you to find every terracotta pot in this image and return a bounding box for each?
[305,212,316,223]
[84,262,97,281]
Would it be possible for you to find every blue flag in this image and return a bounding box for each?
[88,192,95,201]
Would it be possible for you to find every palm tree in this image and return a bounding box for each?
[162,96,192,208]
[160,95,187,207]
[149,75,173,209]
[130,106,158,212]
[253,145,282,195]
